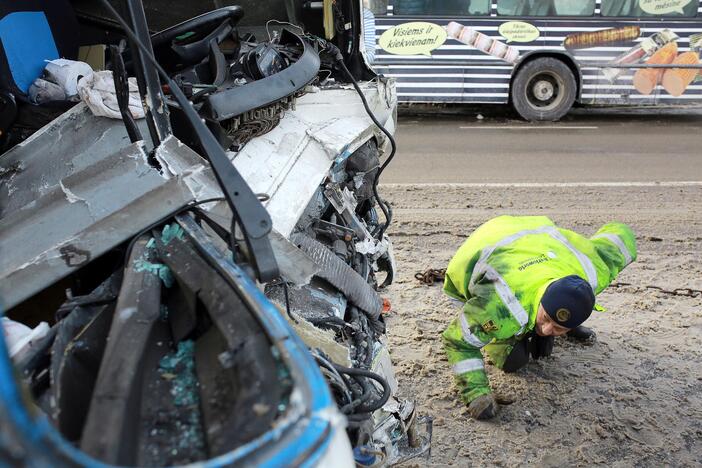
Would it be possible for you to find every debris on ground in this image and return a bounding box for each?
[383,183,702,466]
[414,268,446,285]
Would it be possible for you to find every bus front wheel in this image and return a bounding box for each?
[511,58,576,121]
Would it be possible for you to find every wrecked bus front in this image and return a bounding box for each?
[0,218,352,467]
[0,99,353,465]
[1,0,428,465]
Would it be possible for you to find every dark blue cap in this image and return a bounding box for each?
[541,275,595,328]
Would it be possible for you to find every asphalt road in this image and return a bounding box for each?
[380,107,702,466]
[384,108,702,184]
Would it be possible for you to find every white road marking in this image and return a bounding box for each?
[381,181,702,188]
[459,126,599,130]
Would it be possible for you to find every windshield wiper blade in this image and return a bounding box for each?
[101,0,279,282]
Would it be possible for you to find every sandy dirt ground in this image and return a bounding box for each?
[380,184,702,467]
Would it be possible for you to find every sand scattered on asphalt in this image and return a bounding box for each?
[381,184,702,467]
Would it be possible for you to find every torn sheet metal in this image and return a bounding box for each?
[227,82,396,238]
[0,106,219,310]
[266,279,347,322]
[154,136,222,203]
[0,103,142,215]
[269,230,319,286]
[323,183,370,240]
[0,82,396,309]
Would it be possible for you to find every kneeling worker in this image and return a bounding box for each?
[442,215,636,420]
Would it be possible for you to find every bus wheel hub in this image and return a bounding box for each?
[533,80,555,101]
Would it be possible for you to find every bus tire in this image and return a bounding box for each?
[511,57,576,121]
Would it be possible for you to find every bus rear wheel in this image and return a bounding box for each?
[511,57,576,121]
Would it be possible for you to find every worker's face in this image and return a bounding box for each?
[535,304,571,337]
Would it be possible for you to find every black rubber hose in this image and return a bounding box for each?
[110,44,142,143]
[308,316,347,328]
[282,282,298,324]
[339,374,373,414]
[347,372,380,414]
[335,57,396,239]
[346,306,366,364]
[332,364,392,413]
[374,198,393,239]
[353,371,387,414]
[314,355,353,405]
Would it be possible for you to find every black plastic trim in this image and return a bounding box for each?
[202,30,321,121]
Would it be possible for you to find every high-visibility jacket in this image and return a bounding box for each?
[442,216,636,404]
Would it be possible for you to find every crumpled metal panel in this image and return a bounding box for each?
[0,106,216,310]
[0,80,398,309]
[0,104,141,215]
[229,81,396,238]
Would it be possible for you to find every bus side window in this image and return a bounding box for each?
[497,0,595,16]
[553,0,596,16]
[367,0,389,15]
[466,0,491,15]
[497,0,526,16]
[601,0,698,17]
[666,0,698,16]
[601,0,643,16]
[393,0,427,15]
[496,0,554,16]
[393,0,491,15]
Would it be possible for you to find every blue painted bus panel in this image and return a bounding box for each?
[0,253,339,467]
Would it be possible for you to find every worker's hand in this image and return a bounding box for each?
[468,394,498,420]
[530,334,554,359]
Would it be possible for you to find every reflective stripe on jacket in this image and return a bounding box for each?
[442,216,636,404]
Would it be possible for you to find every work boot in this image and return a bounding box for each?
[567,325,596,342]
[468,394,498,420]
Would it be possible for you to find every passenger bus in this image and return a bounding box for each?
[364,0,702,120]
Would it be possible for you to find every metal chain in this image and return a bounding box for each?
[610,282,702,298]
[414,268,446,285]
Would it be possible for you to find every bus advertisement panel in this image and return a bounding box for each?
[364,0,702,120]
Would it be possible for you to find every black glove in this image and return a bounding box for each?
[567,325,597,342]
[530,334,554,360]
